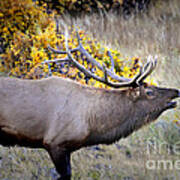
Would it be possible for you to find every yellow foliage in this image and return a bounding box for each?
[0,0,142,88]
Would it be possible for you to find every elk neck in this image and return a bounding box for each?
[84,87,145,146]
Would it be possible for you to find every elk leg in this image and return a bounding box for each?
[48,147,71,180]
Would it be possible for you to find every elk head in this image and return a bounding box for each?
[126,85,179,129]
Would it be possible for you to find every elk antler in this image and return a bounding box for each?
[44,28,157,88]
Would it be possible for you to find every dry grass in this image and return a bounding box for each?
[61,0,180,88]
[0,0,180,179]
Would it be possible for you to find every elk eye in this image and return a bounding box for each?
[146,90,154,96]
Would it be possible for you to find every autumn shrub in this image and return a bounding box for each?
[1,23,141,87]
[0,0,142,88]
[0,0,52,51]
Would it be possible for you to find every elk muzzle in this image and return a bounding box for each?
[166,89,180,109]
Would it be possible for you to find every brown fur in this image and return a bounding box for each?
[0,76,179,180]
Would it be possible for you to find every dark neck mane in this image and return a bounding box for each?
[84,88,149,146]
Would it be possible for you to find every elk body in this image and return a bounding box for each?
[0,30,179,180]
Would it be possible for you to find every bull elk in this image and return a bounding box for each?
[0,29,179,180]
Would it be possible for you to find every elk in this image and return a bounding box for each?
[0,29,179,180]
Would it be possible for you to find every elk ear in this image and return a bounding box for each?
[129,87,141,101]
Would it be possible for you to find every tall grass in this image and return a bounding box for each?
[62,0,180,86]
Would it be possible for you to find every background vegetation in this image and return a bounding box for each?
[0,0,180,179]
[36,0,150,17]
[0,0,142,88]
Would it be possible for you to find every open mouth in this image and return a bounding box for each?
[167,101,177,109]
[166,90,180,109]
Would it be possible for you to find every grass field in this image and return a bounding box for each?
[0,0,180,179]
